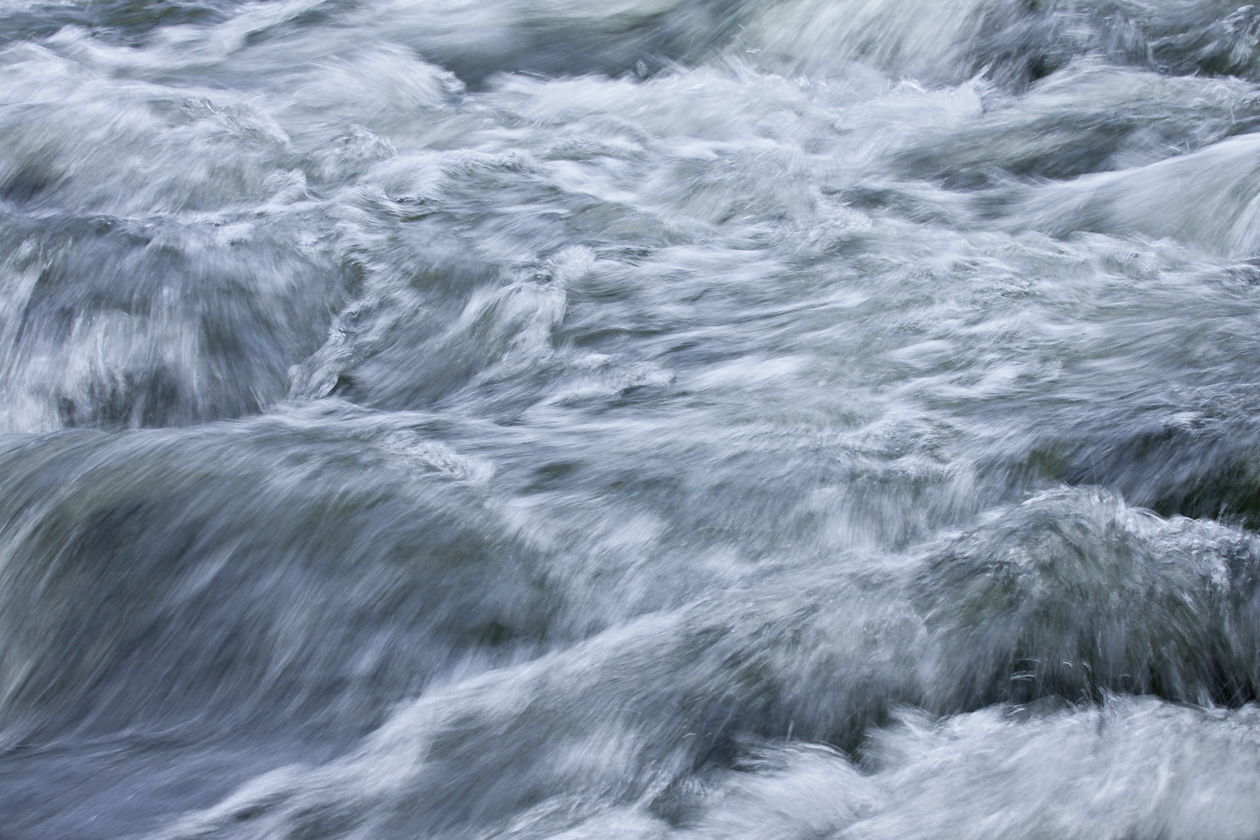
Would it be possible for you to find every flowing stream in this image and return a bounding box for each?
[5,1,1260,837]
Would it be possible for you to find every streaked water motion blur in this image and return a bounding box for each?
[4,0,1260,837]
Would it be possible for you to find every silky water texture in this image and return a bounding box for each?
[4,1,1260,838]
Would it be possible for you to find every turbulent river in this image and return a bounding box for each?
[9,0,1260,837]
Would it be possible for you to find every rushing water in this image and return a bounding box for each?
[6,0,1260,837]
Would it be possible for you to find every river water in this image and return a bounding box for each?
[4,0,1260,837]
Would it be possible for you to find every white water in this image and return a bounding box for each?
[3,1,1260,837]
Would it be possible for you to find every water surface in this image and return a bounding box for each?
[4,1,1260,837]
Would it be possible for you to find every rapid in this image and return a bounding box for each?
[3,0,1260,837]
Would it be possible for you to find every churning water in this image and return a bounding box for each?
[6,0,1260,837]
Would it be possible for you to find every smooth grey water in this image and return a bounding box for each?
[4,1,1260,837]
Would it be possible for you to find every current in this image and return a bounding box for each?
[3,0,1260,837]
